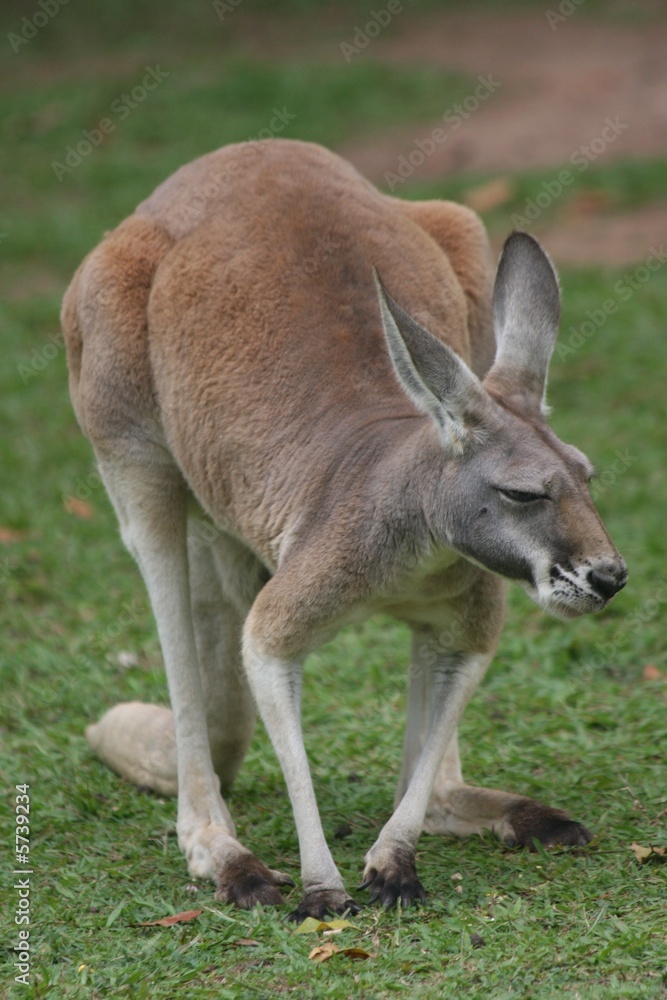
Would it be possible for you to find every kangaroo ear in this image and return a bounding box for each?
[485,231,561,412]
[374,270,494,452]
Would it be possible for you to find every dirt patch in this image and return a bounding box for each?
[335,4,667,265]
[9,3,665,266]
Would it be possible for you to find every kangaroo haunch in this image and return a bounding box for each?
[62,139,627,919]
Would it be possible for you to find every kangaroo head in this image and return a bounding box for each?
[376,231,627,619]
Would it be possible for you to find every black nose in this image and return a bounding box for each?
[587,564,628,601]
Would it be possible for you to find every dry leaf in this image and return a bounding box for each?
[308,942,372,963]
[337,947,373,960]
[64,496,94,519]
[309,941,340,962]
[565,190,614,217]
[630,842,666,863]
[464,177,514,213]
[0,527,26,544]
[295,917,328,934]
[294,917,356,934]
[135,909,202,927]
[642,664,664,681]
[631,842,652,862]
[116,651,140,669]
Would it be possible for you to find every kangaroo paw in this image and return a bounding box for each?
[287,888,360,922]
[216,853,294,909]
[506,799,591,849]
[360,845,426,908]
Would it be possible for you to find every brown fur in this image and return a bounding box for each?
[63,140,499,653]
[215,853,291,910]
[506,799,591,850]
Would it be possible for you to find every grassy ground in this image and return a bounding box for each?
[1,2,666,997]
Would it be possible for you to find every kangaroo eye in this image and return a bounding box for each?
[499,488,548,503]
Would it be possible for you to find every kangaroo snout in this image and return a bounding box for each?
[587,559,628,603]
[541,548,627,618]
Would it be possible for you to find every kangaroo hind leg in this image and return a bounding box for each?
[89,451,291,907]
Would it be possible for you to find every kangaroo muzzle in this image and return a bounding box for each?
[586,558,628,603]
[543,552,628,619]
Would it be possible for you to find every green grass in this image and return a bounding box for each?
[0,56,473,289]
[400,157,667,243]
[1,2,666,998]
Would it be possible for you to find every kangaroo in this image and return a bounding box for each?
[62,139,627,920]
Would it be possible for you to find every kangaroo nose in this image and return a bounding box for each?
[587,562,628,601]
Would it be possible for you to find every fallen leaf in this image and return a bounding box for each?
[565,190,614,217]
[464,177,515,213]
[337,947,373,960]
[630,842,666,863]
[64,496,94,519]
[308,942,373,963]
[116,650,140,669]
[0,527,26,544]
[294,917,356,934]
[309,941,340,962]
[642,664,664,681]
[135,909,202,927]
[295,917,327,934]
